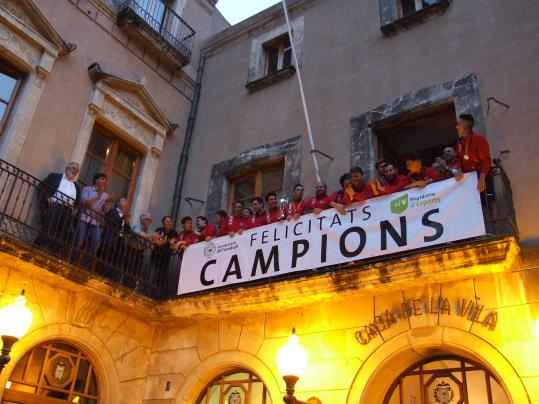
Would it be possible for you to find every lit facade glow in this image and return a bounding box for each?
[277,330,308,378]
[0,293,32,339]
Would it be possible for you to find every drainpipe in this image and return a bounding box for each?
[171,54,206,224]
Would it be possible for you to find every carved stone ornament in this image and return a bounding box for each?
[45,355,74,388]
[434,381,455,404]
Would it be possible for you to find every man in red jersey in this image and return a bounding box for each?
[215,210,227,237]
[265,192,283,224]
[221,201,248,237]
[343,166,373,205]
[248,197,267,229]
[172,216,198,250]
[196,216,217,242]
[307,182,346,215]
[433,146,463,180]
[404,154,441,189]
[285,184,306,220]
[335,173,351,205]
[376,163,411,195]
[455,114,492,192]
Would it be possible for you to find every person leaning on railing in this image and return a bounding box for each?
[73,173,112,268]
[35,162,81,254]
[128,212,160,289]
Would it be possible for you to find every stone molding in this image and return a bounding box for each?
[0,0,72,163]
[71,73,172,219]
[205,136,302,219]
[350,73,486,179]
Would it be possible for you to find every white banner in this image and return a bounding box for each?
[178,173,485,295]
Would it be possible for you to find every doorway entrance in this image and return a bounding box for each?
[383,355,510,404]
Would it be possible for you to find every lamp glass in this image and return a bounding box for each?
[276,331,308,377]
[536,318,539,341]
[0,294,32,339]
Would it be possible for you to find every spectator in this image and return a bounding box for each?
[343,166,372,205]
[376,163,411,195]
[368,159,389,196]
[433,146,463,180]
[100,198,131,278]
[243,207,253,222]
[248,197,266,229]
[265,192,282,224]
[220,201,247,237]
[196,216,217,242]
[404,154,441,189]
[455,113,492,192]
[152,215,179,291]
[306,182,345,215]
[285,184,306,220]
[36,162,81,253]
[335,174,351,205]
[172,216,198,250]
[128,212,158,288]
[215,210,227,237]
[74,173,112,267]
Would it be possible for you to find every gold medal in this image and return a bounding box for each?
[463,154,470,160]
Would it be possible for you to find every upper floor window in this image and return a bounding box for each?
[196,369,273,404]
[264,34,292,77]
[229,160,284,209]
[380,0,450,35]
[133,0,169,33]
[0,62,23,135]
[79,126,140,204]
[4,340,100,403]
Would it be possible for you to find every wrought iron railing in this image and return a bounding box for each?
[0,159,180,299]
[0,158,519,300]
[117,0,195,66]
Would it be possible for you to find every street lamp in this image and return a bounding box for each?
[0,290,33,373]
[276,328,309,404]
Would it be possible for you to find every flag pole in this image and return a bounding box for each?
[281,0,322,183]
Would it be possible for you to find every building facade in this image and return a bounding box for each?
[0,0,538,403]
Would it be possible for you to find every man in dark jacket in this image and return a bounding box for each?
[99,198,131,281]
[35,162,81,253]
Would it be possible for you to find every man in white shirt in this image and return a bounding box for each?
[36,162,81,254]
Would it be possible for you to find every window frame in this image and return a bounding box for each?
[81,124,141,206]
[263,33,292,77]
[228,157,285,211]
[0,61,24,136]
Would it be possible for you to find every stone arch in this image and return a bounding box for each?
[346,326,530,404]
[0,323,120,403]
[175,350,282,404]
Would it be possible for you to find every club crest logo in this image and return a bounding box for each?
[390,193,408,214]
[204,242,216,258]
[434,381,454,404]
[228,390,241,404]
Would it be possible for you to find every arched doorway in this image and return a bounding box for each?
[2,340,100,403]
[383,355,510,404]
[196,368,273,404]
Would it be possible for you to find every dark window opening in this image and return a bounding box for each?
[263,34,292,76]
[0,61,23,135]
[373,102,457,173]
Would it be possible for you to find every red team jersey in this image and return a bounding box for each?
[265,208,282,224]
[220,215,247,236]
[456,132,492,175]
[408,166,441,183]
[177,230,198,247]
[248,212,267,229]
[306,193,336,211]
[198,223,217,241]
[380,175,411,195]
[285,200,306,217]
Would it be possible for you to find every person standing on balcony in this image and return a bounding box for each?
[36,162,81,253]
[334,174,351,205]
[404,154,441,189]
[455,114,492,193]
[100,197,131,281]
[265,192,283,224]
[74,173,112,268]
[248,197,266,229]
[196,216,217,242]
[306,182,346,215]
[433,146,463,180]
[173,216,199,250]
[152,215,179,293]
[375,163,411,195]
[220,201,247,237]
[214,210,227,237]
[285,184,306,220]
[129,212,158,290]
[343,166,373,205]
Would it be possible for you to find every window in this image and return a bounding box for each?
[79,126,140,204]
[374,102,457,173]
[0,62,23,135]
[380,0,450,35]
[264,34,292,76]
[384,355,510,404]
[196,369,272,404]
[4,340,100,403]
[229,160,284,209]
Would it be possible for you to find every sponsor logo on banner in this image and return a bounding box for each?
[178,174,485,295]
